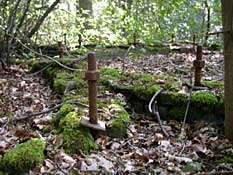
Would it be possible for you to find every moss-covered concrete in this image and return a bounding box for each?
[0,139,45,174]
[192,91,218,110]
[59,111,97,154]
[106,100,130,138]
[28,58,224,122]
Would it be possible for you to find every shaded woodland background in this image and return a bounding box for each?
[0,0,222,66]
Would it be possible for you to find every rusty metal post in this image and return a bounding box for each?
[58,41,65,58]
[85,53,100,124]
[80,53,105,131]
[193,45,205,86]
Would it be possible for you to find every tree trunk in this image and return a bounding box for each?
[221,0,233,140]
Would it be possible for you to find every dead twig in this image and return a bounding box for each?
[13,103,63,122]
[28,63,52,76]
[12,100,110,122]
[13,36,83,72]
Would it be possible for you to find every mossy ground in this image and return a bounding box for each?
[0,139,45,174]
[216,156,233,164]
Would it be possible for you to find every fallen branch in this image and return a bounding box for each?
[11,35,83,72]
[12,100,110,122]
[28,63,52,76]
[16,38,77,71]
[13,103,63,122]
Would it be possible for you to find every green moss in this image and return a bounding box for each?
[0,171,4,175]
[0,139,45,174]
[109,104,129,129]
[168,107,186,120]
[192,91,218,108]
[182,162,202,172]
[216,157,233,164]
[59,112,97,154]
[42,67,59,80]
[56,57,75,64]
[100,67,122,87]
[73,72,87,95]
[203,81,224,88]
[159,92,187,106]
[53,72,74,94]
[52,103,76,128]
[100,67,121,77]
[130,72,153,84]
[107,101,130,137]
[29,59,45,73]
[58,104,76,118]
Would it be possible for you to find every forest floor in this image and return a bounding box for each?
[0,48,233,175]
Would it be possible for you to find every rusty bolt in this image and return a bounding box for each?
[85,53,100,124]
[193,45,205,86]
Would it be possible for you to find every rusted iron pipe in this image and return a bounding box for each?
[193,45,205,86]
[85,53,100,124]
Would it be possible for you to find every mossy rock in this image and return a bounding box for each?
[168,106,186,120]
[159,92,187,106]
[29,59,49,73]
[107,101,130,138]
[42,66,59,81]
[128,84,160,100]
[59,112,97,154]
[51,103,76,128]
[0,139,45,174]
[130,72,154,84]
[53,72,74,94]
[53,71,87,95]
[191,91,218,109]
[100,67,122,87]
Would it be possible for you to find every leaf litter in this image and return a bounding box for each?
[0,49,232,175]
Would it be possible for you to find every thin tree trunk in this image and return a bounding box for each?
[221,0,233,140]
[15,0,32,35]
[27,0,60,38]
[205,0,210,45]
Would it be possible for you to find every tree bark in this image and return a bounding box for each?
[27,0,60,38]
[221,0,233,140]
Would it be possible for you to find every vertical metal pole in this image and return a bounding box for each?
[87,53,98,124]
